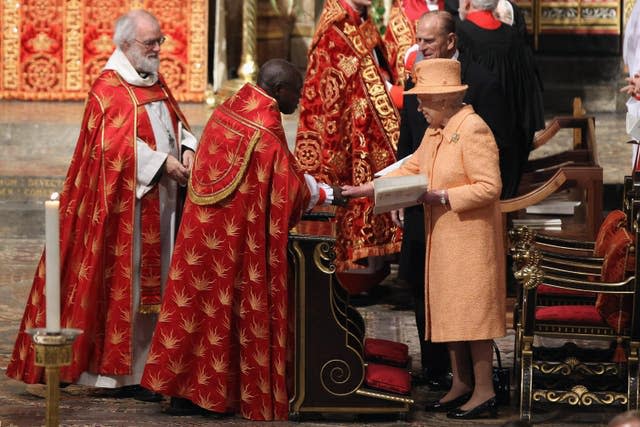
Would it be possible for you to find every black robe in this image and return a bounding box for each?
[456,18,545,166]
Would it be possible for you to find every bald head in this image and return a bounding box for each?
[418,11,456,37]
[257,59,303,114]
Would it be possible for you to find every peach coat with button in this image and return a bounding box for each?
[387,104,506,342]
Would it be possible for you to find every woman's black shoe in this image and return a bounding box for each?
[424,392,472,412]
[446,396,498,419]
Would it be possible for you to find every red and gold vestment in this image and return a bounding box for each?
[7,70,189,383]
[384,0,441,86]
[141,83,309,421]
[295,0,403,271]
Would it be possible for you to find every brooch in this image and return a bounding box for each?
[450,133,460,143]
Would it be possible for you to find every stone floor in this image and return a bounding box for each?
[0,100,632,426]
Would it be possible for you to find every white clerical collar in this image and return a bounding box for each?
[103,48,158,87]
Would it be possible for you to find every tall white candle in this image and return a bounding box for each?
[44,192,61,333]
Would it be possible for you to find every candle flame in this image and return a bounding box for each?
[50,192,60,201]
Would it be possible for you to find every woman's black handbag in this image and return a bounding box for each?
[493,341,511,406]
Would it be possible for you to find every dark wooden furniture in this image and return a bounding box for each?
[502,166,603,240]
[509,196,640,422]
[501,115,603,241]
[287,216,413,420]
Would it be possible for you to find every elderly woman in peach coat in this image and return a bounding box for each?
[343,58,505,420]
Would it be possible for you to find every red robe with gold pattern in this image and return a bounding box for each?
[295,0,403,271]
[384,0,432,85]
[141,83,310,421]
[6,70,189,384]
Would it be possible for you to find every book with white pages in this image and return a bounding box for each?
[374,154,413,177]
[512,218,562,226]
[525,200,581,215]
[512,218,562,231]
[373,174,428,214]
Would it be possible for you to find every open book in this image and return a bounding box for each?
[374,154,412,177]
[373,174,428,214]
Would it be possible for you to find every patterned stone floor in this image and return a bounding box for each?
[0,100,631,426]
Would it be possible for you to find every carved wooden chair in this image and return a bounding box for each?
[508,175,638,409]
[510,200,640,422]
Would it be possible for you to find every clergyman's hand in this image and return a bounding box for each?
[391,209,404,228]
[341,182,374,199]
[165,155,189,186]
[621,74,640,96]
[331,185,349,207]
[182,149,195,171]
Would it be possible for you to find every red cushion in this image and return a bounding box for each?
[365,363,411,395]
[537,284,595,297]
[594,210,626,257]
[364,338,409,366]
[535,305,606,326]
[595,228,635,333]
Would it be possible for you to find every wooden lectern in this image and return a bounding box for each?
[287,214,413,420]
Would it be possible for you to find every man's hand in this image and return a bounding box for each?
[621,74,640,96]
[165,155,189,186]
[331,185,349,207]
[341,182,375,198]
[182,149,195,171]
[391,209,404,228]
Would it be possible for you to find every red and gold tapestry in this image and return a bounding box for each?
[0,0,207,101]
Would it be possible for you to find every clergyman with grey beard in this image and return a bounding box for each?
[6,9,198,403]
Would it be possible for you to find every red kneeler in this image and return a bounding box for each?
[365,363,412,395]
[364,338,409,367]
[363,338,412,395]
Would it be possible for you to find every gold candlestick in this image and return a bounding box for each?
[28,328,82,427]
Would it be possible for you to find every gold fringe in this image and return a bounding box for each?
[139,304,161,314]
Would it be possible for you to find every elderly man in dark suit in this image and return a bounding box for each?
[396,10,515,391]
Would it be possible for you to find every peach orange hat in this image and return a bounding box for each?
[404,58,468,95]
